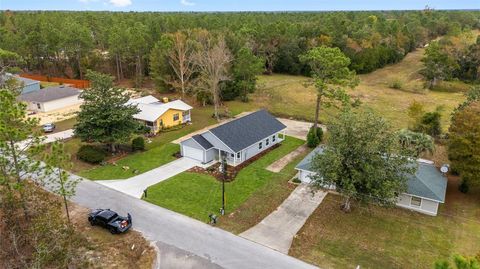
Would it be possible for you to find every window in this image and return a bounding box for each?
[258,142,263,150]
[237,152,241,159]
[146,121,154,127]
[231,153,234,158]
[173,113,180,121]
[37,103,41,109]
[272,135,276,142]
[266,138,270,146]
[410,196,422,207]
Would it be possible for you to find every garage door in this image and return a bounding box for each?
[182,145,204,162]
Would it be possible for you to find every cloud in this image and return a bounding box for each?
[108,0,132,7]
[180,0,195,6]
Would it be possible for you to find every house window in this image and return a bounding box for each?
[411,196,422,207]
[258,142,263,150]
[266,138,270,146]
[173,113,180,121]
[237,152,241,159]
[272,135,276,142]
[37,103,41,109]
[146,121,154,127]
[231,153,234,158]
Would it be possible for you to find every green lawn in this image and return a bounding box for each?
[218,149,311,234]
[289,178,480,269]
[79,143,179,180]
[76,106,218,179]
[144,136,305,222]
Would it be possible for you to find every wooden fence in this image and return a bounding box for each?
[19,74,90,89]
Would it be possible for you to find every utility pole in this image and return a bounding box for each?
[220,151,226,215]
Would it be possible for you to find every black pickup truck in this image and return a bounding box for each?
[88,209,132,234]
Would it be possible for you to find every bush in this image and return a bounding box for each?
[292,177,301,184]
[307,126,323,148]
[131,136,145,151]
[389,78,404,90]
[77,145,106,164]
[459,180,469,193]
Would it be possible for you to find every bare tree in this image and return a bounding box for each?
[166,32,196,99]
[193,35,232,121]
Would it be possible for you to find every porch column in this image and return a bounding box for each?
[233,153,236,166]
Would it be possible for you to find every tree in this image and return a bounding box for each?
[455,86,480,112]
[421,41,459,88]
[397,129,435,157]
[407,100,426,129]
[231,47,264,102]
[150,32,196,98]
[448,101,480,190]
[300,46,358,132]
[74,71,140,153]
[193,35,232,121]
[0,48,21,85]
[310,109,416,212]
[0,89,44,220]
[416,110,442,137]
[43,141,81,223]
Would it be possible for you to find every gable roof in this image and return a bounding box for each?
[192,134,214,150]
[295,148,448,203]
[130,97,193,122]
[18,86,81,103]
[209,110,286,152]
[126,95,160,105]
[3,73,40,87]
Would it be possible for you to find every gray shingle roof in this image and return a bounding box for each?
[295,148,448,202]
[209,110,287,152]
[406,163,447,202]
[19,86,81,103]
[192,134,214,150]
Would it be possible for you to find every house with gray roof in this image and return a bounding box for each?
[295,148,448,216]
[18,85,82,112]
[180,110,287,166]
[2,73,41,94]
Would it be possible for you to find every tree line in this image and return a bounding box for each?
[1,10,479,91]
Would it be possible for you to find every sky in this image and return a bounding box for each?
[1,0,479,12]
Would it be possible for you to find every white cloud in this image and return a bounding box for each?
[108,0,132,7]
[180,0,195,6]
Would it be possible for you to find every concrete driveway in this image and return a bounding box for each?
[240,184,327,254]
[97,157,201,198]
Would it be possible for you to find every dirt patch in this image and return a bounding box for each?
[70,205,156,269]
[188,144,281,182]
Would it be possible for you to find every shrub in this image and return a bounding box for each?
[389,78,404,90]
[459,180,469,193]
[307,126,323,148]
[77,145,106,164]
[292,177,301,184]
[131,136,145,151]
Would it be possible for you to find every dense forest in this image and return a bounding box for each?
[1,10,479,93]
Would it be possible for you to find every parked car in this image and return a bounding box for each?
[88,209,132,234]
[42,123,55,133]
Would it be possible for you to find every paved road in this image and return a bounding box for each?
[72,178,318,269]
[97,157,201,198]
[240,184,327,254]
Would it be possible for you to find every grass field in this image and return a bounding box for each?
[144,136,305,222]
[289,177,480,269]
[250,47,467,131]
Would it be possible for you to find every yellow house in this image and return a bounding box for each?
[127,95,192,134]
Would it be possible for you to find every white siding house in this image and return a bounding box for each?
[18,85,82,113]
[295,148,448,216]
[180,110,286,166]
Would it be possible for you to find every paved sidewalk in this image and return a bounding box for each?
[266,145,309,172]
[97,157,201,198]
[240,184,327,254]
[43,129,75,143]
